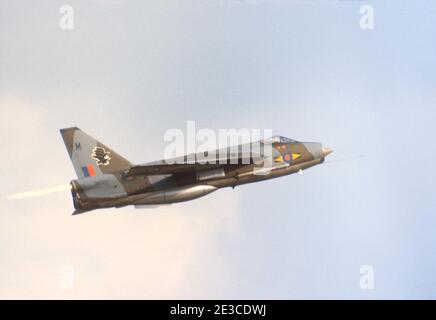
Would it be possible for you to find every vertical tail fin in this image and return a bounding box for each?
[60,127,131,179]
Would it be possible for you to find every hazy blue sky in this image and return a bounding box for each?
[0,0,435,299]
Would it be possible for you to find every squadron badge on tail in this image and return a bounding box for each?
[91,147,111,166]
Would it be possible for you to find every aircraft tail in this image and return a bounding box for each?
[60,127,132,179]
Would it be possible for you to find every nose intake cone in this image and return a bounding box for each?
[322,147,333,157]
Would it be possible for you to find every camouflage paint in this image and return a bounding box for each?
[60,128,332,214]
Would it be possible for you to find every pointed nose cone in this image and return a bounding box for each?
[322,147,333,157]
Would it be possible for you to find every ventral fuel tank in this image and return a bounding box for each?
[132,184,217,205]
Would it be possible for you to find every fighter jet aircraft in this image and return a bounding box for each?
[60,127,333,214]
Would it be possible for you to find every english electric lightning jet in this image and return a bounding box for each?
[60,127,332,214]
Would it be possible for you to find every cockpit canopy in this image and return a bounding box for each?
[263,135,298,144]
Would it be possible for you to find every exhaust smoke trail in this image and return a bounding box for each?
[5,184,71,200]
